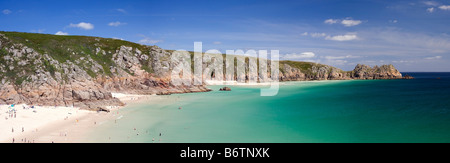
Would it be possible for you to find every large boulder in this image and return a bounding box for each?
[72,90,91,101]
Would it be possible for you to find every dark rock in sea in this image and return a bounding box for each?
[403,75,414,79]
[219,87,231,91]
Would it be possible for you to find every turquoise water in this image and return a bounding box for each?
[87,73,450,143]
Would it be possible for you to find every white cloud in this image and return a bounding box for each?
[302,31,359,41]
[392,60,415,63]
[325,33,358,41]
[310,33,327,38]
[213,41,222,45]
[323,55,360,60]
[325,18,363,27]
[301,32,327,38]
[283,52,315,60]
[55,31,69,35]
[427,7,435,13]
[390,19,398,23]
[425,56,442,60]
[329,59,348,65]
[2,9,11,15]
[324,19,338,24]
[320,55,361,66]
[116,9,127,14]
[108,21,126,27]
[439,5,450,10]
[138,37,163,45]
[341,19,362,27]
[69,22,94,30]
[423,1,439,6]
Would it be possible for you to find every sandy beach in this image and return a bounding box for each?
[0,93,150,143]
[205,80,277,86]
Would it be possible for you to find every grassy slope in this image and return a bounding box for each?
[0,31,155,82]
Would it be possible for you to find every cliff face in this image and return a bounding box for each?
[0,32,407,109]
[279,61,351,81]
[350,64,403,79]
[278,62,403,81]
[0,32,210,110]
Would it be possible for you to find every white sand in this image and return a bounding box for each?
[0,93,153,143]
[0,104,90,143]
[111,93,150,101]
[205,80,277,86]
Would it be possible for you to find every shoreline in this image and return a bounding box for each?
[0,93,152,143]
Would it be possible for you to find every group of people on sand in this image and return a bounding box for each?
[12,137,34,143]
[21,105,36,110]
[10,126,35,143]
[4,105,17,120]
[6,110,17,119]
[4,104,38,120]
[11,126,23,133]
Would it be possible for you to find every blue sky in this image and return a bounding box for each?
[1,0,450,71]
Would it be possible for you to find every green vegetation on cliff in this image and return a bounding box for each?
[0,31,159,84]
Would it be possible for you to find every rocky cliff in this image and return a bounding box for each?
[0,32,407,110]
[0,32,210,110]
[278,61,404,81]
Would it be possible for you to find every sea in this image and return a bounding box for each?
[85,72,450,143]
